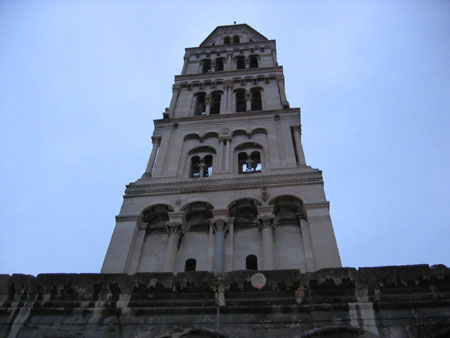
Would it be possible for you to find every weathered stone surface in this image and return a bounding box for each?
[1,265,449,337]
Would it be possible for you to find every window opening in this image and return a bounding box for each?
[236,56,245,70]
[185,258,197,272]
[210,92,221,114]
[251,88,262,111]
[191,155,213,178]
[190,156,201,178]
[215,58,224,72]
[238,151,261,174]
[224,36,231,44]
[203,155,213,177]
[249,55,258,68]
[194,92,206,115]
[235,89,246,112]
[202,59,211,73]
[246,255,257,270]
[233,35,240,43]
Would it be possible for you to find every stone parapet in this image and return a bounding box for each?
[1,265,449,338]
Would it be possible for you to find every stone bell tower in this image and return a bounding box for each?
[101,24,341,274]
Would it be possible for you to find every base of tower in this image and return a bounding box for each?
[2,265,449,338]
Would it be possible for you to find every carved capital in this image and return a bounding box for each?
[291,125,301,134]
[166,221,182,235]
[151,136,161,145]
[258,215,274,230]
[211,217,228,232]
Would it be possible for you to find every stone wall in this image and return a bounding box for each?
[1,265,449,338]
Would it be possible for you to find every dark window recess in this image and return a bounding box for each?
[202,59,211,73]
[233,35,240,43]
[251,88,262,111]
[203,155,213,177]
[239,151,262,174]
[246,255,257,270]
[249,55,258,68]
[194,93,206,115]
[185,258,197,272]
[215,58,224,72]
[236,56,245,70]
[210,92,221,114]
[191,156,201,177]
[224,36,231,44]
[235,90,246,112]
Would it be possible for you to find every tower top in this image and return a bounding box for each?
[200,24,268,47]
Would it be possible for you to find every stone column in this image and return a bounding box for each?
[299,215,316,272]
[292,126,306,166]
[258,206,275,270]
[169,84,180,114]
[226,53,233,71]
[142,136,161,178]
[212,218,228,273]
[246,91,251,111]
[277,75,289,108]
[205,94,211,115]
[224,137,231,171]
[198,161,205,177]
[162,221,182,272]
[181,55,189,74]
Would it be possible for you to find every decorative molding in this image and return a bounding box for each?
[153,108,300,126]
[115,215,139,222]
[125,171,323,197]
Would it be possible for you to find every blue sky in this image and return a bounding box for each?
[1,1,449,275]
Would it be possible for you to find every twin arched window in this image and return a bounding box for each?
[194,91,222,115]
[238,151,262,174]
[191,155,213,178]
[234,88,263,112]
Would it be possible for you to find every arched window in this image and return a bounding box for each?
[185,258,196,272]
[210,91,221,114]
[214,58,224,72]
[203,155,213,177]
[238,151,262,174]
[233,35,240,44]
[190,155,213,178]
[235,89,246,112]
[201,59,211,73]
[251,88,262,111]
[246,255,258,270]
[190,156,201,178]
[249,55,258,68]
[236,55,245,69]
[224,36,231,44]
[194,92,206,115]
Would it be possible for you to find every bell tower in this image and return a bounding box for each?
[101,24,341,274]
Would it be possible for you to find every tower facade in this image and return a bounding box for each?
[101,24,341,274]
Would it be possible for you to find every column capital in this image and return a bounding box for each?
[151,136,161,144]
[166,221,183,235]
[258,205,275,230]
[291,125,301,134]
[211,218,229,232]
[219,136,232,143]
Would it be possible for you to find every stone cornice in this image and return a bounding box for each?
[187,39,276,53]
[115,215,139,222]
[175,66,283,82]
[124,171,323,197]
[154,108,300,126]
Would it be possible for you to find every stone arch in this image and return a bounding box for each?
[269,195,305,223]
[228,198,261,228]
[250,127,268,136]
[181,201,214,231]
[184,133,201,141]
[232,129,249,138]
[188,145,216,155]
[203,131,219,140]
[138,204,174,231]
